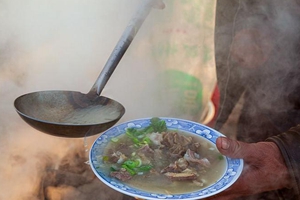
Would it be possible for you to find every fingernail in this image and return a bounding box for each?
[221,137,230,150]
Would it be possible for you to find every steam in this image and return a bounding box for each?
[215,0,300,140]
[0,0,217,199]
[0,0,145,199]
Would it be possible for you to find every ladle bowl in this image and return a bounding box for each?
[14,0,159,138]
[14,91,125,138]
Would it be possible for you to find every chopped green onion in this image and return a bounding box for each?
[142,137,151,144]
[123,160,140,169]
[132,138,140,144]
[121,164,136,175]
[125,117,167,146]
[123,160,135,168]
[135,158,142,167]
[134,164,153,172]
[102,156,109,161]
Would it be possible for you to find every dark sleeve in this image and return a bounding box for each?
[214,0,246,130]
[267,125,300,195]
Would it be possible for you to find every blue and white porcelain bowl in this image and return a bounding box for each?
[89,117,243,200]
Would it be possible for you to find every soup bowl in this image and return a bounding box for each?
[89,117,243,200]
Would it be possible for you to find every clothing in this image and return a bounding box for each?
[214,0,300,199]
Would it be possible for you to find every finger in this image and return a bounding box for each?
[216,137,253,159]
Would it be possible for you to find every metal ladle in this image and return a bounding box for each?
[14,0,159,138]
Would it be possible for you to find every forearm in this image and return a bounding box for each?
[267,124,300,196]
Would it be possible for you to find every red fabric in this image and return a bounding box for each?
[206,85,220,127]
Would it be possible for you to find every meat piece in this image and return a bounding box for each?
[137,144,155,163]
[137,153,151,165]
[148,132,163,145]
[161,131,195,157]
[161,158,189,173]
[138,144,154,154]
[169,144,186,157]
[109,151,127,164]
[164,171,197,181]
[110,168,132,181]
[184,149,211,168]
[161,163,181,173]
[174,134,193,146]
[161,131,175,146]
[190,142,201,152]
[176,158,189,169]
[161,131,193,147]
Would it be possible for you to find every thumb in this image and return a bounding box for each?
[216,137,251,159]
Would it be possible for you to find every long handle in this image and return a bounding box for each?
[88,0,157,97]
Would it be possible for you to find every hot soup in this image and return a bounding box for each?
[99,118,226,194]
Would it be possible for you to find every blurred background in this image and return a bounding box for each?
[0,0,217,199]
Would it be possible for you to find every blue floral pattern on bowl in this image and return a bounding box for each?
[89,117,243,200]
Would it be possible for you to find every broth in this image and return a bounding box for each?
[100,128,226,194]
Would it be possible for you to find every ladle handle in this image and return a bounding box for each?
[88,0,158,97]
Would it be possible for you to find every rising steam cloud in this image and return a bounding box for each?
[0,0,218,199]
[0,0,146,199]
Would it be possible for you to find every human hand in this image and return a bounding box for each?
[205,137,292,200]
